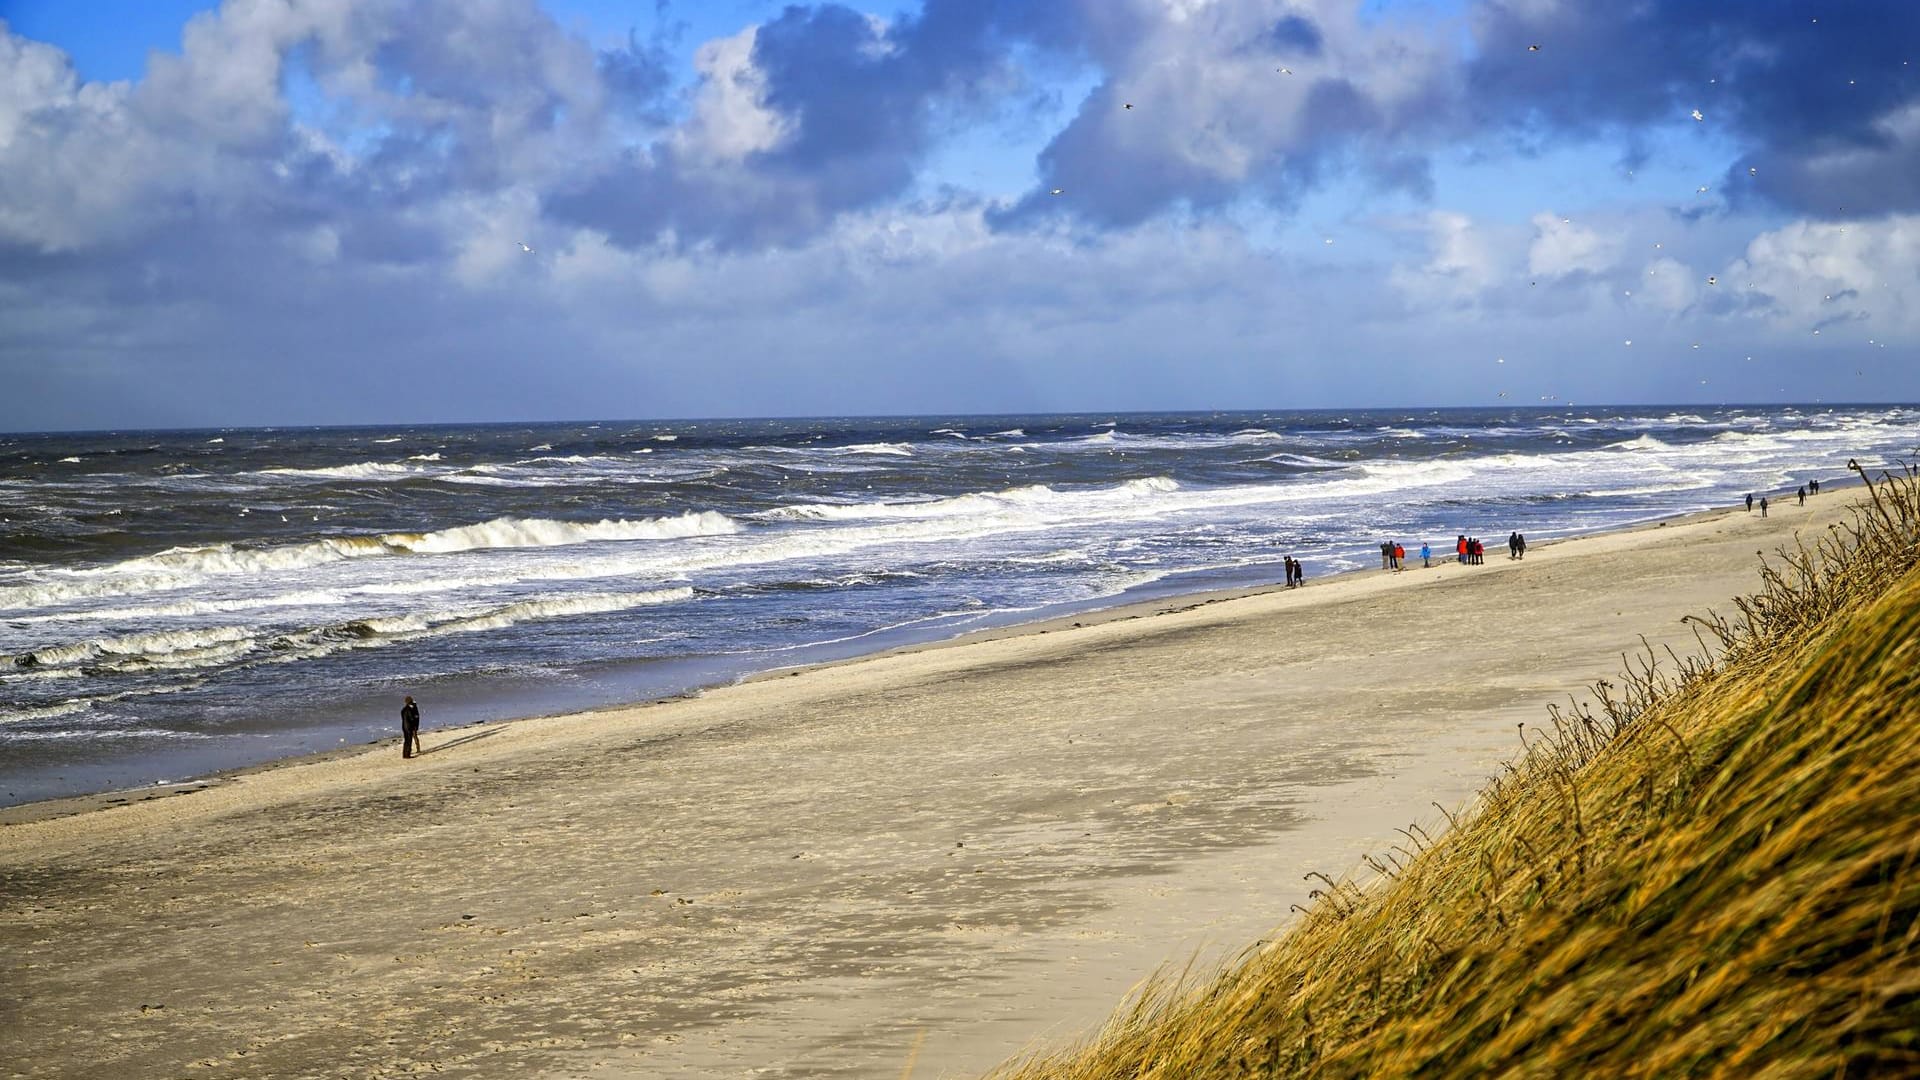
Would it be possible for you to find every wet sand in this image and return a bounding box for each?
[0,495,1855,1078]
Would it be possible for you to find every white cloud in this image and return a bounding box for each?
[1528,212,1617,278]
[1390,211,1503,305]
[674,27,791,165]
[1723,215,1920,334]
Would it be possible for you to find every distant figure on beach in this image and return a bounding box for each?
[400,696,421,759]
[1392,543,1404,571]
[1811,478,1821,494]
[1746,493,1754,512]
[1760,497,1769,518]
[1471,538,1484,565]
[1420,542,1431,568]
[1516,533,1527,559]
[1380,541,1393,570]
[1508,531,1520,560]
[1283,556,1296,587]
[1798,485,1806,506]
[1290,558,1305,587]
[1457,535,1467,564]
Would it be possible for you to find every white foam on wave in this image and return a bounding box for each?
[1610,435,1673,451]
[988,429,1026,438]
[0,512,739,612]
[408,453,442,462]
[10,625,254,670]
[653,434,679,442]
[268,588,694,664]
[838,443,915,457]
[58,456,81,463]
[758,476,1182,524]
[392,512,737,554]
[260,461,420,481]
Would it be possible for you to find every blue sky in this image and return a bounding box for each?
[1,0,1915,430]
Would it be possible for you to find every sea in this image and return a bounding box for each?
[4,406,1917,807]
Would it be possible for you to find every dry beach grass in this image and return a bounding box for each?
[0,481,1901,1078]
[990,464,1920,1078]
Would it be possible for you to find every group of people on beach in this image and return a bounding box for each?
[1372,532,1524,573]
[1282,555,1306,588]
[1746,477,1823,519]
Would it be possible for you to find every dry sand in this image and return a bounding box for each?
[0,495,1858,1078]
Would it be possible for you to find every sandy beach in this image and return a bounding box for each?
[0,494,1860,1078]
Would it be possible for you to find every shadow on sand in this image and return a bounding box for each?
[418,727,504,757]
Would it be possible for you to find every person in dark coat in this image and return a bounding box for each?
[401,695,422,759]
[1745,493,1754,512]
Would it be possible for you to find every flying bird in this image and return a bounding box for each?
[517,241,534,254]
[1697,185,1710,193]
[1049,188,1064,196]
[1749,166,1758,175]
[1124,103,1133,109]
[1691,109,1705,121]
[1527,44,1540,52]
[1707,276,1718,285]
[1278,67,1293,75]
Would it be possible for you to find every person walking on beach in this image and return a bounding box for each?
[1507,531,1520,560]
[1392,543,1404,571]
[1291,558,1306,586]
[1746,493,1754,513]
[1798,485,1806,506]
[1811,478,1821,495]
[1420,542,1431,568]
[400,695,421,759]
[1760,497,1769,518]
[1380,542,1392,570]
[1516,533,1527,559]
[1283,556,1296,588]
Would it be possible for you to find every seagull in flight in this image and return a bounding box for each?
[1527,44,1541,52]
[517,241,534,254]
[1707,276,1718,285]
[1049,188,1064,196]
[1278,67,1293,75]
[1124,103,1133,109]
[1691,108,1705,121]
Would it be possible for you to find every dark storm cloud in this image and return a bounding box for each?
[1470,0,1920,216]
[545,0,1024,250]
[988,2,1453,232]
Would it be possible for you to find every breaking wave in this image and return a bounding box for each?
[0,513,739,611]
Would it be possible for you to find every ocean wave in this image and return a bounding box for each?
[837,443,915,456]
[390,512,738,554]
[9,625,254,671]
[265,588,694,662]
[1609,435,1672,451]
[259,461,422,481]
[757,476,1182,523]
[0,513,739,612]
[0,700,92,725]
[408,452,442,462]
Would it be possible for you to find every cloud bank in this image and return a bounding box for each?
[2,0,1917,429]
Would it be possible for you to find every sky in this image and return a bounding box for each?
[1,0,1917,431]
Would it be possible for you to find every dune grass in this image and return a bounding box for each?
[990,463,1920,1079]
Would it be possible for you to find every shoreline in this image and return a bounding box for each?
[0,488,1867,1077]
[2,497,1748,831]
